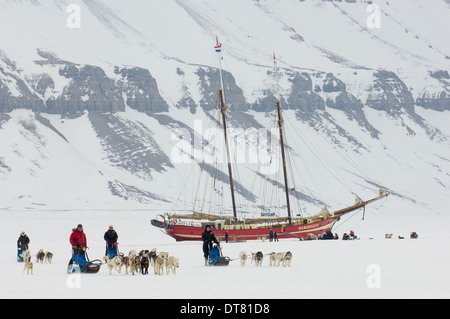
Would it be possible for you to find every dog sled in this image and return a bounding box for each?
[71,248,102,274]
[106,243,119,259]
[208,245,230,266]
[17,247,25,262]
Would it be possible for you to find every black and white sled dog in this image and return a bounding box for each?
[45,251,53,263]
[36,249,45,264]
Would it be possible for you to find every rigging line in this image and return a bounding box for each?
[284,141,304,217]
[310,119,375,184]
[332,207,364,233]
[230,132,245,212]
[246,115,274,218]
[277,85,376,188]
[252,112,272,216]
[196,107,221,212]
[283,112,358,197]
[170,159,196,213]
[283,115,324,202]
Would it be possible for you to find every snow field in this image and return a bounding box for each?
[1,210,449,299]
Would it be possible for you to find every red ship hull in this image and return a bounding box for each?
[162,218,339,242]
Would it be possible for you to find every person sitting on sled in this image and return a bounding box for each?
[104,225,118,257]
[67,224,87,273]
[202,225,219,265]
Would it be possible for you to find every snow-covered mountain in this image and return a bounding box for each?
[1,0,449,223]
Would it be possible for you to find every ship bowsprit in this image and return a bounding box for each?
[151,219,165,229]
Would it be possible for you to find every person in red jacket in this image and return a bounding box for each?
[70,224,87,248]
[67,224,87,273]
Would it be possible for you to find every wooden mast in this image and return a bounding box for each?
[215,36,238,221]
[273,52,292,224]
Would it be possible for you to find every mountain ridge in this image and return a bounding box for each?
[0,0,449,220]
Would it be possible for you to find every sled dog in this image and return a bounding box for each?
[166,256,179,275]
[154,252,168,275]
[284,251,292,267]
[118,253,129,275]
[36,249,45,264]
[103,256,122,275]
[44,251,53,264]
[141,253,150,275]
[255,251,263,267]
[21,250,33,275]
[239,251,248,266]
[269,252,276,267]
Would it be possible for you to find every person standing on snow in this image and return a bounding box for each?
[17,231,30,251]
[104,225,118,256]
[67,224,87,273]
[202,225,219,265]
[17,231,30,262]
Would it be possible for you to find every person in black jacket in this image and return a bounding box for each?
[17,231,30,250]
[202,225,219,265]
[104,225,118,256]
[17,231,30,262]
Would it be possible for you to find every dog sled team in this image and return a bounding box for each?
[17,223,420,275]
[17,231,54,275]
[385,232,419,240]
[102,249,179,276]
[238,251,293,267]
[66,224,179,276]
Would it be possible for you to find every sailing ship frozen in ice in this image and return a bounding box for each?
[151,37,390,241]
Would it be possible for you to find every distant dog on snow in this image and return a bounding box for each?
[283,251,292,267]
[44,251,53,264]
[239,251,248,266]
[130,256,141,275]
[166,256,179,275]
[140,253,150,275]
[118,253,129,275]
[128,250,137,260]
[385,233,393,239]
[36,249,45,264]
[269,252,276,267]
[103,256,122,275]
[21,250,33,275]
[154,252,168,275]
[149,248,157,267]
[254,251,263,267]
[275,252,285,267]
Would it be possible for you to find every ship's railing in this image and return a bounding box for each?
[167,219,202,228]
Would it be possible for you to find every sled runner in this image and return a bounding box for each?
[208,245,230,266]
[72,248,102,274]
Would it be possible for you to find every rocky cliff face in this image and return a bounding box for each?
[0,53,45,113]
[0,0,449,212]
[1,49,449,138]
[416,71,450,112]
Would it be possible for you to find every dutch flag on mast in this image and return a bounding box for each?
[215,35,222,52]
